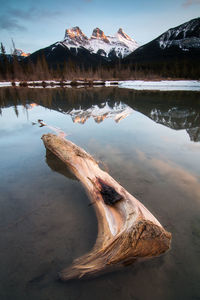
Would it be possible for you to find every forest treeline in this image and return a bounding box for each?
[0,42,199,81]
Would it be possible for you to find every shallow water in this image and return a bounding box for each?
[0,87,200,300]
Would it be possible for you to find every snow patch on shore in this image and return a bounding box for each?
[118,80,200,91]
[0,82,12,87]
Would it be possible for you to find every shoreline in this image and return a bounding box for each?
[0,79,200,91]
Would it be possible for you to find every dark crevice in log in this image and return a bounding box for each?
[96,177,123,205]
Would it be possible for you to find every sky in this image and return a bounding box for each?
[0,0,199,53]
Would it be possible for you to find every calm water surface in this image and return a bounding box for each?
[0,87,200,300]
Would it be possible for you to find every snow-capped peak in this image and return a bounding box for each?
[64,26,89,47]
[65,26,87,39]
[117,28,132,41]
[62,26,139,58]
[91,28,110,43]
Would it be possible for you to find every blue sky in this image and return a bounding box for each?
[0,0,199,53]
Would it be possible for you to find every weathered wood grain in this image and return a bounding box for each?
[42,133,171,280]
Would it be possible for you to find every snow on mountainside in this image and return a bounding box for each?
[63,26,138,58]
[123,17,200,75]
[158,18,200,51]
[63,27,89,47]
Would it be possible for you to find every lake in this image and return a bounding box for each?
[0,87,200,300]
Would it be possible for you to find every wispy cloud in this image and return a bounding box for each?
[0,15,26,31]
[0,6,61,31]
[183,0,200,7]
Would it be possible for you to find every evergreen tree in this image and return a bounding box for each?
[11,39,17,56]
[0,42,8,79]
[1,42,6,56]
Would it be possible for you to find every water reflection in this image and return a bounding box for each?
[1,87,200,300]
[0,87,200,142]
[68,102,133,124]
[46,149,77,181]
[135,149,200,200]
[131,103,200,142]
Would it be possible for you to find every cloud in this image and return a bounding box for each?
[7,8,34,20]
[0,15,26,31]
[183,0,200,6]
[8,7,61,20]
[0,6,61,31]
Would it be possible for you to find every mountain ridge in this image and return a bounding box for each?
[63,26,138,58]
[124,17,200,63]
[2,17,199,80]
[24,26,139,71]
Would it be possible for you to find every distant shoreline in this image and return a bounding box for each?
[0,80,200,91]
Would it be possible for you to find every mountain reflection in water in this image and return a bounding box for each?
[0,87,200,141]
[68,102,133,124]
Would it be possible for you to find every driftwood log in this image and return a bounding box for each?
[42,133,171,281]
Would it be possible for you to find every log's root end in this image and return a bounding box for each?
[59,220,171,281]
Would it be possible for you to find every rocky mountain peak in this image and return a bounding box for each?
[62,26,138,58]
[117,28,132,41]
[64,26,89,46]
[91,28,110,43]
[65,26,86,38]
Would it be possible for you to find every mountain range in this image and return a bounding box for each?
[63,27,138,58]
[23,17,200,77]
[0,17,199,80]
[25,26,138,68]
